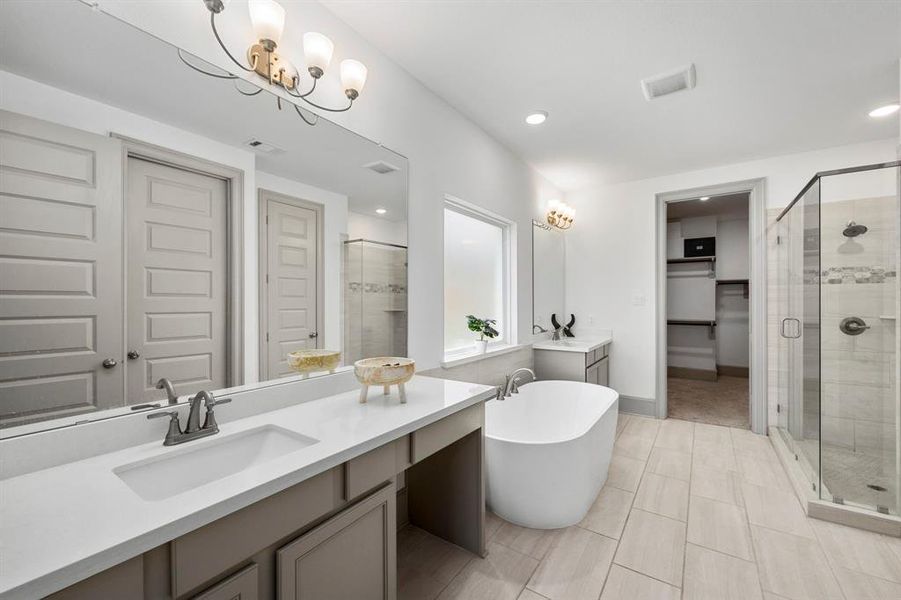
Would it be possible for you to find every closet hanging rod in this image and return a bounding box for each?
[667,256,716,264]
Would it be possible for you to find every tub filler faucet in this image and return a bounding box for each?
[497,368,536,400]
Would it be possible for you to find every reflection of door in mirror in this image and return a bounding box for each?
[126,157,228,403]
[0,110,124,426]
[259,190,322,379]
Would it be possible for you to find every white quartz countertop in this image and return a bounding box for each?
[532,336,613,353]
[0,376,494,600]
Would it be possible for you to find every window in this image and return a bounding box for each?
[443,197,513,357]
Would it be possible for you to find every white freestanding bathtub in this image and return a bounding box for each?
[485,380,619,529]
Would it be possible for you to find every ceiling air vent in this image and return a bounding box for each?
[363,160,400,175]
[244,138,285,154]
[641,63,696,101]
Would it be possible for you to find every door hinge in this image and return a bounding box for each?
[776,235,782,245]
[266,332,270,342]
[266,215,269,225]
[776,404,781,414]
[265,274,269,283]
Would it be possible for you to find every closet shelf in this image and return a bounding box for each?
[667,319,717,327]
[667,256,716,264]
[716,279,749,285]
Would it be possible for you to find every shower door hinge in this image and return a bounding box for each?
[877,505,890,515]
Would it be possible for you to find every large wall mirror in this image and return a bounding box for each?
[532,221,565,332]
[0,1,408,431]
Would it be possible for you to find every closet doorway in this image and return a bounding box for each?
[656,178,766,433]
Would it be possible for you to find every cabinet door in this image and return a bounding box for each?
[586,363,599,385]
[597,357,609,387]
[277,483,396,600]
[194,564,258,600]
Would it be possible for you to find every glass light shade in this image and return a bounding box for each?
[341,59,368,94]
[249,0,285,44]
[304,32,334,72]
[548,199,561,213]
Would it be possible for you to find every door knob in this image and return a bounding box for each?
[101,358,118,369]
[309,332,318,339]
[127,350,140,360]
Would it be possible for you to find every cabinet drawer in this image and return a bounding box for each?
[345,441,396,500]
[193,564,258,600]
[411,403,483,464]
[172,467,341,597]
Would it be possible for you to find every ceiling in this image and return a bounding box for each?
[0,0,408,221]
[667,193,749,220]
[322,0,901,191]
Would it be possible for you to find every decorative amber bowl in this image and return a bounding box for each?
[287,350,342,377]
[354,357,415,403]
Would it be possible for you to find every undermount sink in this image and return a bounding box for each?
[114,425,318,501]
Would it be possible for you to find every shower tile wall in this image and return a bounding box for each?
[344,241,408,364]
[818,195,897,496]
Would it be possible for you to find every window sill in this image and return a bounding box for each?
[441,343,528,369]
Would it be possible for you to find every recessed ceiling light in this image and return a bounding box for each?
[375,208,387,215]
[869,103,900,118]
[699,196,710,201]
[525,111,548,125]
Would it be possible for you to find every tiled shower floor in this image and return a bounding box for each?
[797,438,897,512]
[398,415,901,600]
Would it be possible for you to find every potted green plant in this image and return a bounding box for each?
[466,315,499,354]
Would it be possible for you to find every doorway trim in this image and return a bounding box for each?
[655,177,767,434]
[257,188,325,379]
[115,135,246,388]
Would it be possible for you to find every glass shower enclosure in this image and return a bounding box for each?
[343,239,408,365]
[776,160,900,516]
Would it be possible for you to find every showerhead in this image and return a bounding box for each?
[843,221,868,238]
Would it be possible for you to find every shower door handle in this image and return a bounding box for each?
[781,318,801,339]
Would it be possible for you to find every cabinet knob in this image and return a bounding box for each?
[127,350,140,360]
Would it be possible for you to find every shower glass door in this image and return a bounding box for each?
[776,179,821,488]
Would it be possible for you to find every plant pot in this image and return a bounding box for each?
[474,340,488,354]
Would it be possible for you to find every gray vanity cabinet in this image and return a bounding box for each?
[535,344,610,385]
[276,484,396,600]
[43,402,486,600]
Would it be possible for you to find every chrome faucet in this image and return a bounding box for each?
[147,390,232,446]
[497,368,536,400]
[155,378,179,404]
[532,324,548,334]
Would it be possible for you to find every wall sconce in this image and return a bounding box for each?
[184,0,368,125]
[546,200,575,231]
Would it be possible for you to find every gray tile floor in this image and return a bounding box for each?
[398,414,901,600]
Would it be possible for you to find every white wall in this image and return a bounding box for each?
[98,1,561,371]
[565,137,898,403]
[347,212,407,246]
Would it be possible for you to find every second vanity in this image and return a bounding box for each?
[0,375,494,600]
[533,336,612,386]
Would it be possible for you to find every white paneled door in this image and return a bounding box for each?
[0,110,123,425]
[126,157,228,403]
[261,192,319,379]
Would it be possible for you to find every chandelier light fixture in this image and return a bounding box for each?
[546,200,575,231]
[182,0,368,125]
